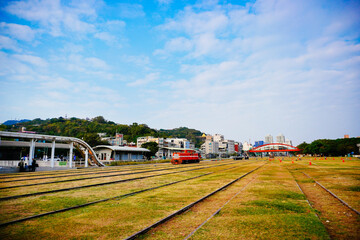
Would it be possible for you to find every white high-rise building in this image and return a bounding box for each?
[213,134,224,142]
[277,134,285,143]
[265,134,273,144]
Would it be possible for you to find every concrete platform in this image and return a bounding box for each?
[0,160,74,174]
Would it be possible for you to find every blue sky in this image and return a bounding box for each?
[0,0,359,145]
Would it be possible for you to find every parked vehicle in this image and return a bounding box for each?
[171,150,201,164]
[231,155,243,160]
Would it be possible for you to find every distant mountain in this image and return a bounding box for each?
[2,119,31,125]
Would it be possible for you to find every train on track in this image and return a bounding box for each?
[171,150,201,164]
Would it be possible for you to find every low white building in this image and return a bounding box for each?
[137,136,161,148]
[93,145,150,162]
[242,141,253,151]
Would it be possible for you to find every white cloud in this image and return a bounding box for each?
[156,0,360,63]
[117,3,145,18]
[0,22,36,42]
[5,0,97,36]
[0,52,37,80]
[128,73,160,87]
[161,8,228,35]
[151,0,360,143]
[192,33,221,57]
[38,76,73,90]
[1,0,359,144]
[154,37,193,56]
[105,20,126,30]
[61,43,84,53]
[13,54,48,68]
[157,0,172,5]
[94,32,117,45]
[94,20,125,45]
[65,54,109,72]
[123,55,151,66]
[0,35,20,52]
[85,57,109,70]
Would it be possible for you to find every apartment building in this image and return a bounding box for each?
[136,136,162,148]
[201,134,235,155]
[265,134,273,144]
[225,139,235,154]
[99,133,124,146]
[204,140,219,154]
[276,134,285,143]
[137,136,194,159]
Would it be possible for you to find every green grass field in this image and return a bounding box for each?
[0,157,359,239]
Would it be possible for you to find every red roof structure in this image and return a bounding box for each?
[249,143,300,153]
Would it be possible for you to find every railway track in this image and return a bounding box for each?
[289,166,360,239]
[0,166,121,179]
[0,162,238,201]
[289,161,359,215]
[0,164,218,189]
[183,174,258,240]
[0,164,243,227]
[4,160,340,239]
[0,163,210,183]
[124,163,266,240]
[0,159,233,180]
[285,167,321,220]
[301,172,360,215]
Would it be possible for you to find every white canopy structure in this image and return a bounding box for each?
[0,131,104,167]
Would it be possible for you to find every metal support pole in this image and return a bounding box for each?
[85,149,88,168]
[29,139,35,165]
[51,140,55,168]
[69,142,73,168]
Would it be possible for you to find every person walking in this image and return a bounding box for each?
[31,159,37,172]
[18,159,25,172]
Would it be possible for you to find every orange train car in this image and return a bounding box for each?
[171,150,201,164]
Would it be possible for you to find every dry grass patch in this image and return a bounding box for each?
[141,169,263,239]
[0,162,262,239]
[0,170,207,223]
[291,171,359,239]
[291,159,360,210]
[189,163,329,240]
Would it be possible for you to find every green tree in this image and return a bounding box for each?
[82,133,108,147]
[92,116,106,124]
[297,142,309,154]
[141,142,159,158]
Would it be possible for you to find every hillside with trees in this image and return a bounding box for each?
[0,117,205,148]
[158,127,204,148]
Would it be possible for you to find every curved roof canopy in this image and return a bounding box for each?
[93,145,150,152]
[249,143,300,152]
